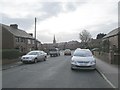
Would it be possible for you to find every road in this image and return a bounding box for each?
[2,53,112,88]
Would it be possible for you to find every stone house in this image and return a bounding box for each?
[93,27,120,64]
[103,27,119,52]
[1,23,42,53]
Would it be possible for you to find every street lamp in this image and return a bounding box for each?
[34,17,37,50]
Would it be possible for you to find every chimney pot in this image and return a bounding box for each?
[10,24,18,29]
[29,33,33,37]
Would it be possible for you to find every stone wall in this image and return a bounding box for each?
[93,51,118,64]
[93,51,110,63]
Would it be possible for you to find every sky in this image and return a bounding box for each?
[0,0,119,43]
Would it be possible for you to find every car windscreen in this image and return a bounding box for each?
[73,51,92,57]
[27,52,39,55]
[49,49,57,51]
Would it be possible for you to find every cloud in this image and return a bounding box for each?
[40,2,62,16]
[1,0,119,43]
[86,22,118,39]
[1,14,34,30]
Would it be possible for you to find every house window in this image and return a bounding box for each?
[32,40,35,44]
[37,43,39,48]
[28,39,31,44]
[23,39,26,43]
[15,37,19,42]
[21,38,24,42]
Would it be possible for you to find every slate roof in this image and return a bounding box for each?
[103,27,120,39]
[1,23,34,39]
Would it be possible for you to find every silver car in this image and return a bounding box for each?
[21,50,47,63]
[71,49,96,70]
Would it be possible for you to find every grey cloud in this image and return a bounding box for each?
[32,2,63,23]
[66,2,76,11]
[36,1,87,22]
[87,22,118,39]
[37,34,53,43]
[41,2,62,16]
[1,1,87,29]
[1,14,34,31]
[65,1,88,12]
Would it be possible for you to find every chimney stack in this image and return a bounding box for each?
[29,33,33,37]
[10,24,18,29]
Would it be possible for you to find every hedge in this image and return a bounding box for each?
[2,49,22,59]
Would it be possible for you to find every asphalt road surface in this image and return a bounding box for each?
[2,53,112,88]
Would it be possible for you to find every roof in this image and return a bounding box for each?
[103,27,120,39]
[1,23,34,39]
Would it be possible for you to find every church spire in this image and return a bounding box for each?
[53,35,56,44]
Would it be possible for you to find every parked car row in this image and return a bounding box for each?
[20,48,71,64]
[21,48,96,70]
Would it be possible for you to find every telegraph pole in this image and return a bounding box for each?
[34,17,37,50]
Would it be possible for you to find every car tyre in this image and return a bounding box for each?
[44,56,47,61]
[22,62,26,64]
[71,67,74,70]
[34,58,37,63]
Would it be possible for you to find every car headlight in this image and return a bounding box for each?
[90,60,96,64]
[71,60,77,63]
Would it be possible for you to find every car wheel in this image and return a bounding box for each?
[44,56,47,61]
[34,58,37,63]
[22,62,26,64]
[71,67,74,70]
[92,68,96,71]
[71,66,74,70]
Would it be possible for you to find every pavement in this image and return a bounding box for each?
[2,61,23,70]
[95,57,118,88]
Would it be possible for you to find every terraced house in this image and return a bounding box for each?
[1,23,42,53]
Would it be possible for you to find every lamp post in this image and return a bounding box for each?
[34,17,37,50]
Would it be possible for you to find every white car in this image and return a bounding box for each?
[21,50,47,63]
[71,49,96,70]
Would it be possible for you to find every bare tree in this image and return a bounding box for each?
[79,30,91,42]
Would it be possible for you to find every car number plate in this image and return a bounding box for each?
[79,63,86,66]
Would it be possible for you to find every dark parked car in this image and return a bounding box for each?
[49,48,60,57]
[64,49,71,55]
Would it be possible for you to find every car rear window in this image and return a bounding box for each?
[49,49,57,51]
